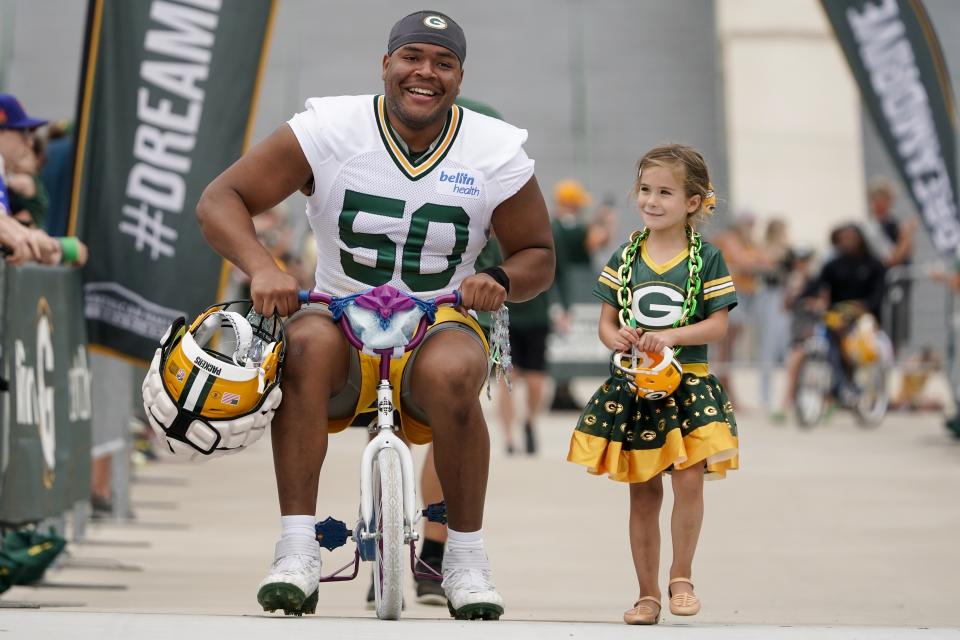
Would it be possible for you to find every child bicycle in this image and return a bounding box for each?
[271,285,464,620]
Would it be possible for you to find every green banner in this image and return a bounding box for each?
[69,0,277,362]
[821,0,960,258]
[0,264,92,525]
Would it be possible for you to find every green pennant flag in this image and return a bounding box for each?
[820,0,959,259]
[69,0,276,363]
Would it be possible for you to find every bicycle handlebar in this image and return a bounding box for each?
[298,288,461,355]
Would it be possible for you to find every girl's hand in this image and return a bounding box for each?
[636,329,677,354]
[613,326,642,352]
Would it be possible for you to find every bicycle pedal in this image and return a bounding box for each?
[422,501,447,524]
[315,517,351,551]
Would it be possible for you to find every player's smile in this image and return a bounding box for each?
[402,83,443,106]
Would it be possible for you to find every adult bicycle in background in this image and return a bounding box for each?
[794,301,891,428]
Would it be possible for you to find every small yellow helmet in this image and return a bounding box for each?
[611,346,683,400]
[141,301,285,460]
[553,179,592,209]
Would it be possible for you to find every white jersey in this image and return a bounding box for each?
[287,94,535,298]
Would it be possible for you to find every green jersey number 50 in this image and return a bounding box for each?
[339,190,470,291]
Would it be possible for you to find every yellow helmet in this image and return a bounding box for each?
[611,347,683,400]
[842,314,880,365]
[141,302,285,460]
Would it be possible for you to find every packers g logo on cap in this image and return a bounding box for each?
[423,15,448,29]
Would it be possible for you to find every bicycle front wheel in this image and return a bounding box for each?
[795,351,831,428]
[853,364,888,427]
[372,447,404,620]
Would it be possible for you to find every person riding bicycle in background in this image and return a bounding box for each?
[815,223,887,404]
[195,10,555,619]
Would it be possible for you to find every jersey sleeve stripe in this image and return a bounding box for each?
[702,275,732,289]
[603,266,619,278]
[598,272,619,290]
[703,281,736,295]
[704,284,736,300]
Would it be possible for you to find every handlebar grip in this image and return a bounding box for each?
[299,290,332,305]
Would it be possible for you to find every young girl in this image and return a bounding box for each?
[567,144,739,625]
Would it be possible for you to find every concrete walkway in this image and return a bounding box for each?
[4,375,960,638]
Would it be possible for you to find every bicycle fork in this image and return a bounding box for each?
[314,379,448,582]
[359,381,419,547]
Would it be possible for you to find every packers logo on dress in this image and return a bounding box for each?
[141,301,286,461]
[640,430,657,442]
[583,414,597,426]
[704,406,718,417]
[604,401,624,414]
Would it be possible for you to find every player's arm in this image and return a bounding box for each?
[490,176,555,299]
[196,125,311,316]
[459,176,554,311]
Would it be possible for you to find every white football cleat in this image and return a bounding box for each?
[442,567,504,620]
[256,536,320,616]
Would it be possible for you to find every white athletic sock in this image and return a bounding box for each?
[444,528,489,571]
[280,515,316,541]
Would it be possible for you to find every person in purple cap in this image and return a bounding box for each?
[0,93,61,264]
[0,94,87,266]
[194,11,554,620]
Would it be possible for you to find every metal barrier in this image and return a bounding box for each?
[0,261,92,525]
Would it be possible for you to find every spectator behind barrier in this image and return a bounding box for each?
[0,94,87,267]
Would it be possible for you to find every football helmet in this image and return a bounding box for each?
[611,346,683,400]
[141,301,285,460]
[842,314,881,365]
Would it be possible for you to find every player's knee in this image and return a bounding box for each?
[417,357,484,402]
[282,316,348,382]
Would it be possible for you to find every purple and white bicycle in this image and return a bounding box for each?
[299,284,458,620]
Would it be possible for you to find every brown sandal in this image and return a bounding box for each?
[668,577,701,616]
[623,596,661,625]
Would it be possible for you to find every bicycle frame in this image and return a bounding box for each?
[299,287,458,584]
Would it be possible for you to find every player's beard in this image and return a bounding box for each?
[385,91,450,131]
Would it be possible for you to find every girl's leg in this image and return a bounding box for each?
[629,476,664,601]
[669,461,705,596]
